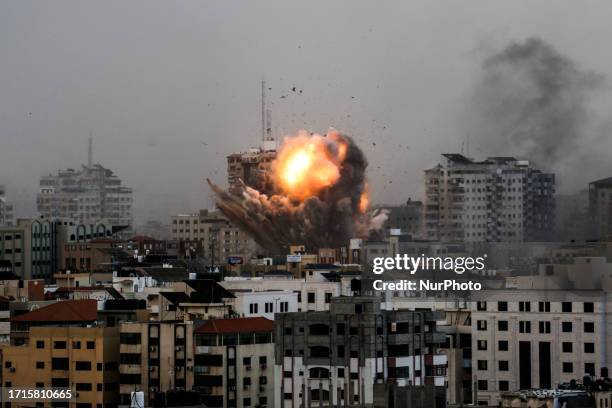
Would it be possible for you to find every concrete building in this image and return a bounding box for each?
[424,154,555,243]
[470,289,612,405]
[226,141,277,196]
[37,163,133,234]
[1,325,121,407]
[221,271,358,313]
[589,177,612,240]
[194,317,275,408]
[379,199,423,237]
[274,297,446,408]
[170,209,255,263]
[228,289,298,320]
[118,320,195,406]
[0,185,14,226]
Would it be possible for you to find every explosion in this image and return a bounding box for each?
[208,130,387,253]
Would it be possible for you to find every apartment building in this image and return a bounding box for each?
[229,289,298,320]
[226,142,276,196]
[470,289,611,405]
[379,198,423,237]
[0,185,14,226]
[118,321,194,406]
[274,297,446,408]
[589,177,612,240]
[194,317,275,408]
[221,271,357,313]
[424,154,555,243]
[170,209,254,262]
[37,164,133,234]
[2,325,120,407]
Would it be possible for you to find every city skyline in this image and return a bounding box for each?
[2,1,612,226]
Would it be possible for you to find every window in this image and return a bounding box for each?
[498,341,508,351]
[562,302,572,313]
[563,362,573,373]
[75,361,92,371]
[585,363,595,376]
[119,333,141,345]
[584,322,595,333]
[75,383,92,391]
[584,302,594,313]
[499,381,509,391]
[86,341,95,349]
[538,301,551,312]
[72,341,81,349]
[476,301,487,311]
[336,323,345,335]
[54,341,67,349]
[4,361,11,368]
[538,321,551,334]
[243,357,251,366]
[497,301,507,311]
[585,343,595,353]
[519,321,531,333]
[476,320,487,331]
[243,398,251,407]
[498,320,508,331]
[562,342,573,353]
[259,356,267,365]
[325,293,332,303]
[249,303,258,314]
[36,340,44,349]
[562,322,572,332]
[519,301,531,312]
[477,340,487,351]
[477,380,488,391]
[307,292,316,304]
[36,361,44,369]
[499,361,509,371]
[477,360,487,370]
[51,358,69,370]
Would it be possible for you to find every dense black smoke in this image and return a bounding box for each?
[467,37,606,186]
[208,131,387,254]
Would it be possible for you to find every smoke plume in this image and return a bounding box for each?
[208,130,387,253]
[466,37,608,189]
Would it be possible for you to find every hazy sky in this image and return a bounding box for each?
[2,1,612,225]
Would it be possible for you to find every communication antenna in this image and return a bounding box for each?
[261,80,266,146]
[88,135,93,169]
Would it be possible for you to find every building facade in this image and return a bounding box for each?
[589,177,612,240]
[37,164,133,234]
[424,154,555,243]
[0,185,14,226]
[194,317,275,408]
[470,289,611,405]
[274,297,446,408]
[226,142,276,196]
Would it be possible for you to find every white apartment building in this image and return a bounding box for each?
[471,289,611,406]
[37,164,133,232]
[424,154,555,243]
[230,289,298,320]
[221,271,357,313]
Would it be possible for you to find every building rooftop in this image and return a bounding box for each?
[590,177,612,188]
[11,299,97,323]
[195,317,273,334]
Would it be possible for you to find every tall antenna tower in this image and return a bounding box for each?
[261,80,275,149]
[261,80,266,145]
[88,136,93,169]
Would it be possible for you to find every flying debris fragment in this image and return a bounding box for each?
[208,130,387,253]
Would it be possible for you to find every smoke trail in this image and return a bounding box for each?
[208,130,387,253]
[467,37,605,176]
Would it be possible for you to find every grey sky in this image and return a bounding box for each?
[2,1,612,225]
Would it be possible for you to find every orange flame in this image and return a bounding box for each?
[273,131,347,201]
[359,183,369,213]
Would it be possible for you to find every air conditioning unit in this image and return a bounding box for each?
[229,386,236,391]
[243,385,250,390]
[259,386,266,393]
[245,365,251,371]
[260,364,267,370]
[9,367,15,373]
[149,346,157,352]
[149,367,155,372]
[175,346,183,352]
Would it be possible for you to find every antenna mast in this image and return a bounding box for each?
[88,136,93,169]
[261,80,266,146]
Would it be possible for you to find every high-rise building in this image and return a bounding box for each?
[37,163,133,234]
[589,177,612,240]
[274,297,446,408]
[226,142,276,196]
[379,198,423,237]
[0,185,14,226]
[424,154,555,243]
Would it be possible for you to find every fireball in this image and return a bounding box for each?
[273,131,347,201]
